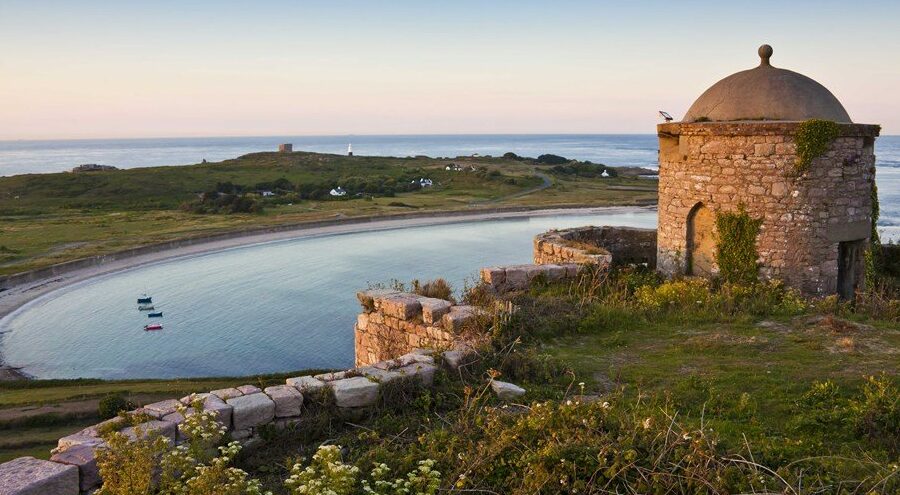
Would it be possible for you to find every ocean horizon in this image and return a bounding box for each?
[0,134,662,177]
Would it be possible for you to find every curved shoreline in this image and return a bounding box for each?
[0,205,655,325]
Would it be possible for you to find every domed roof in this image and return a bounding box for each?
[682,45,851,123]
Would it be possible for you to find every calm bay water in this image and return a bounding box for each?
[0,211,656,379]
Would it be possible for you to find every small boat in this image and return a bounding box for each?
[138,305,155,311]
[144,323,163,331]
[147,312,163,318]
[137,296,152,304]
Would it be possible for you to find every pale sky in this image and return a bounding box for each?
[1,0,899,140]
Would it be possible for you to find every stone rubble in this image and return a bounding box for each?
[227,393,275,431]
[490,380,527,400]
[0,456,80,495]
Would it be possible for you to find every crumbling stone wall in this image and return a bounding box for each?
[0,348,459,494]
[657,122,879,295]
[534,226,657,266]
[354,290,476,367]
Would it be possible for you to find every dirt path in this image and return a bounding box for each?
[473,171,554,205]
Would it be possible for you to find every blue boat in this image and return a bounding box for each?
[147,312,163,318]
[137,296,152,304]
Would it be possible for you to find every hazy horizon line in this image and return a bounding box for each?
[0,131,670,143]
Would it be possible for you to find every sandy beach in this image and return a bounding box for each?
[0,205,655,378]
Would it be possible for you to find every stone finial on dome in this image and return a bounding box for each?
[681,44,851,122]
[758,44,773,66]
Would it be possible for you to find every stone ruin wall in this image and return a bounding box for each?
[0,348,457,494]
[533,226,657,267]
[657,122,879,295]
[354,290,475,367]
[355,261,588,367]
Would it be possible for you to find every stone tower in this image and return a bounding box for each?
[656,45,880,297]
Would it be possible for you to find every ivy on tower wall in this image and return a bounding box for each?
[714,206,763,284]
[793,119,840,175]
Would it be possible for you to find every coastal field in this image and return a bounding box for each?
[0,152,656,276]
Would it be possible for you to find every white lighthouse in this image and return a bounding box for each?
[347,143,353,157]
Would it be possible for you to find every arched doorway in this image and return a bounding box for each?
[687,203,717,276]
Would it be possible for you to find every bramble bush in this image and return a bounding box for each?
[98,393,134,420]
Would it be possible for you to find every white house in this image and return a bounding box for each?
[445,164,462,171]
[600,170,610,178]
[411,178,433,187]
[330,187,347,197]
[260,190,275,197]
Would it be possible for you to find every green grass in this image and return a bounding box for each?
[0,152,655,275]
[543,316,899,446]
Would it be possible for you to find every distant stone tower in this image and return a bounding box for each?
[656,45,880,297]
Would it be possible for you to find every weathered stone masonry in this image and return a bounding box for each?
[534,226,656,267]
[657,122,879,295]
[354,289,471,367]
[0,349,448,494]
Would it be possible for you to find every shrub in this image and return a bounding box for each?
[98,400,268,495]
[411,278,453,301]
[535,153,569,165]
[284,445,441,495]
[791,380,848,434]
[851,374,900,453]
[285,445,360,495]
[635,277,714,312]
[98,394,133,420]
[362,459,441,495]
[96,426,171,495]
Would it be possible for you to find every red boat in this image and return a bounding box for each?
[144,323,163,331]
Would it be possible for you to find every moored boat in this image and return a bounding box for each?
[147,312,163,318]
[138,305,155,311]
[144,323,163,331]
[137,296,152,304]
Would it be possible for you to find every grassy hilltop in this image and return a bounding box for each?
[0,151,656,276]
